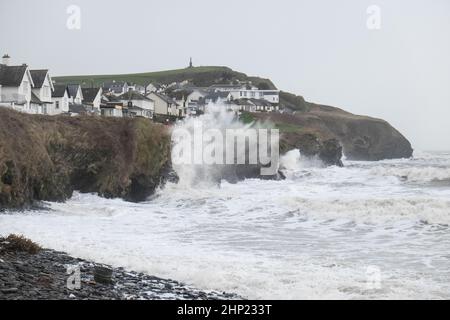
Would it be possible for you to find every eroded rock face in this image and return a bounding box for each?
[279,132,344,167]
[251,101,413,162]
[0,109,172,209]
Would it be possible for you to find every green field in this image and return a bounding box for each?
[53,66,277,89]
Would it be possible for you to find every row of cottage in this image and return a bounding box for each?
[0,54,280,120]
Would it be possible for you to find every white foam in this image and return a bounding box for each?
[1,115,450,300]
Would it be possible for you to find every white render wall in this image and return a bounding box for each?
[128,99,154,112]
[227,90,279,104]
[50,92,70,115]
[32,74,53,104]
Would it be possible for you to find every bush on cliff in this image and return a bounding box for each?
[0,108,171,209]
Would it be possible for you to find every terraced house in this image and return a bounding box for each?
[0,54,36,113]
[30,69,54,114]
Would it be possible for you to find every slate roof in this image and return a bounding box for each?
[52,85,70,98]
[118,91,153,102]
[69,103,88,114]
[30,92,43,105]
[167,89,193,100]
[250,98,273,106]
[0,64,29,87]
[29,70,48,88]
[81,88,101,103]
[69,103,98,114]
[205,91,230,102]
[30,91,52,105]
[148,92,178,105]
[67,84,81,98]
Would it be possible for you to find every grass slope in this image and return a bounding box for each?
[53,66,277,89]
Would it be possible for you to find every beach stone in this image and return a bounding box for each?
[0,248,242,300]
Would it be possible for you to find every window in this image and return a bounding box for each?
[56,101,59,109]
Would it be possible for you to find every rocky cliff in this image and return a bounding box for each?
[0,109,171,209]
[252,93,413,161]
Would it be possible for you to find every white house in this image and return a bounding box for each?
[209,83,279,105]
[145,83,164,94]
[81,87,102,113]
[0,54,35,113]
[118,91,154,118]
[103,81,129,96]
[67,84,83,104]
[30,69,54,114]
[50,85,71,114]
[204,91,231,105]
[167,88,207,117]
[147,92,179,117]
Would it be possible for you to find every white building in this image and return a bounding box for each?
[118,91,154,118]
[67,84,84,104]
[30,69,54,114]
[81,87,102,113]
[147,92,179,117]
[0,54,35,113]
[208,83,279,105]
[50,85,71,114]
[228,90,279,104]
[103,81,129,96]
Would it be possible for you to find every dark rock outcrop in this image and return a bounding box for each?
[0,108,171,209]
[252,99,413,161]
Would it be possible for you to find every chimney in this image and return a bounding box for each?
[2,54,10,66]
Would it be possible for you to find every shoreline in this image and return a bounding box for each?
[0,244,242,300]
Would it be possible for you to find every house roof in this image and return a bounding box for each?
[118,91,153,102]
[29,69,48,88]
[103,81,129,93]
[52,85,70,98]
[67,84,81,97]
[69,103,97,114]
[69,103,88,114]
[30,91,52,105]
[30,91,43,105]
[167,89,193,100]
[250,98,273,106]
[0,64,29,87]
[205,91,230,102]
[81,88,101,103]
[148,92,178,105]
[233,98,255,106]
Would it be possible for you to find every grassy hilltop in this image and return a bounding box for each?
[53,66,277,89]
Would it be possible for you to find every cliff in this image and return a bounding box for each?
[251,92,413,161]
[0,109,171,209]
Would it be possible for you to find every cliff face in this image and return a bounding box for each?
[0,109,171,209]
[252,99,413,161]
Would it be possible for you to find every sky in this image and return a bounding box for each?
[1,0,449,151]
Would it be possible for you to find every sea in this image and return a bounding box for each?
[1,112,450,299]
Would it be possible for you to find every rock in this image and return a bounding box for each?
[0,108,172,209]
[1,288,19,294]
[0,246,242,300]
[252,100,413,161]
[279,133,344,167]
[319,138,344,167]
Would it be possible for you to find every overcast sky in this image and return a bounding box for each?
[1,0,449,151]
